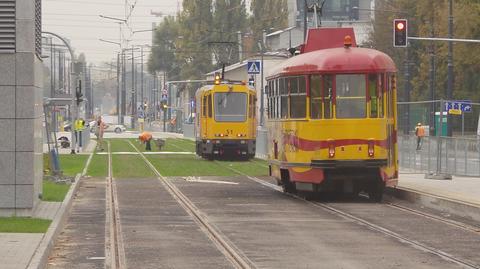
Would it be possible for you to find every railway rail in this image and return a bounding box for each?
[127,140,254,269]
[106,142,127,269]
[217,160,480,269]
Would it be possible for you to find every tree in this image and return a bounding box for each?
[176,0,214,79]
[249,0,288,51]
[148,16,180,79]
[211,0,247,66]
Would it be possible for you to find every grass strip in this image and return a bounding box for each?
[215,160,269,177]
[127,138,194,152]
[42,180,70,202]
[108,139,136,152]
[112,155,155,178]
[0,217,51,233]
[59,155,89,176]
[147,155,235,177]
[87,154,108,177]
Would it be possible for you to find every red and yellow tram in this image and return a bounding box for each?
[266,30,398,201]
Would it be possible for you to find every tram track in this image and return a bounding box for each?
[126,140,255,269]
[106,142,127,269]
[217,161,480,269]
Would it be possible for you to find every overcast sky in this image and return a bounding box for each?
[43,0,182,65]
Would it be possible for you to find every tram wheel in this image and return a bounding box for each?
[280,169,296,194]
[368,182,385,202]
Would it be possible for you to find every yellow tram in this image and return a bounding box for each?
[195,76,257,160]
[266,31,398,201]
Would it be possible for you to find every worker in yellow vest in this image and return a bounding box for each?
[74,118,86,153]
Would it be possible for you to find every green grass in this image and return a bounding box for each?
[44,154,89,177]
[108,139,136,152]
[216,159,269,177]
[147,155,235,177]
[0,217,51,233]
[112,155,155,178]
[42,180,71,202]
[127,138,195,152]
[87,154,108,177]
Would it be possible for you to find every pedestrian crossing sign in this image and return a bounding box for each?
[247,60,261,74]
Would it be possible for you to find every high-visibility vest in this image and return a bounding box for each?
[74,119,84,131]
[139,132,152,142]
[415,126,425,137]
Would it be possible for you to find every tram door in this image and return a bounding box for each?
[386,74,395,167]
[201,94,208,137]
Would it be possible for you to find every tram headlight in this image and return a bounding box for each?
[368,141,375,157]
[328,144,335,158]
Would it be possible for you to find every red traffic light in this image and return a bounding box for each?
[396,22,405,31]
[393,19,408,47]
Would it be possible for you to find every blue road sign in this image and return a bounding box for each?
[445,100,472,113]
[247,60,261,74]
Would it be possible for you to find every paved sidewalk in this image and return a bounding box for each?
[0,201,62,269]
[397,173,480,206]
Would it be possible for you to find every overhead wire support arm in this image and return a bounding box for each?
[408,36,480,43]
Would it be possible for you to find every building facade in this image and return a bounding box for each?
[0,0,44,216]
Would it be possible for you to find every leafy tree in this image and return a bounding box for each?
[176,0,214,79]
[249,0,289,51]
[211,0,247,66]
[148,16,180,79]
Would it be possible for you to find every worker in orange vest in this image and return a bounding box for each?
[415,123,425,150]
[138,131,153,151]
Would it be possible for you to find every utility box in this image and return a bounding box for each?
[435,112,448,136]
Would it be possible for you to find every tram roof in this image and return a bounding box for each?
[267,47,397,78]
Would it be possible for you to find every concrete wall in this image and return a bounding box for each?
[0,0,43,216]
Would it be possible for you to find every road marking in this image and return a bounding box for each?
[183,176,239,185]
[96,151,195,155]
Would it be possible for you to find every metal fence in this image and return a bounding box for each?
[399,135,480,177]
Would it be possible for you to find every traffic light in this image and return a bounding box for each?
[393,19,408,47]
[75,80,83,105]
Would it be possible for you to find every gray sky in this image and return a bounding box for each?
[43,0,182,65]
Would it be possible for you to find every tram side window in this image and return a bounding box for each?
[378,74,384,118]
[290,76,306,118]
[324,75,333,119]
[275,79,280,119]
[267,82,272,118]
[336,74,366,119]
[310,75,323,119]
[387,74,395,118]
[207,94,212,118]
[368,74,378,118]
[202,95,207,117]
[280,78,288,118]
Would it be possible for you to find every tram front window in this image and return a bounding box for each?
[215,92,247,122]
[336,74,366,118]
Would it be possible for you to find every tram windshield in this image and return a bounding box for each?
[336,74,366,118]
[215,92,247,122]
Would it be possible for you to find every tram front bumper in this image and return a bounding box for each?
[202,139,255,156]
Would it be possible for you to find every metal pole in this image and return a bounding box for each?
[131,46,135,129]
[404,42,410,135]
[447,0,454,136]
[141,47,144,110]
[237,31,242,61]
[303,0,308,41]
[121,52,126,124]
[260,45,264,126]
[117,53,121,124]
[429,8,436,136]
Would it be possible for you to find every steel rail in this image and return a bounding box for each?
[127,140,254,269]
[106,142,127,269]
[386,203,480,233]
[219,162,480,269]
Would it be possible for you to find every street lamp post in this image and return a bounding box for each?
[446,0,454,136]
[42,31,78,154]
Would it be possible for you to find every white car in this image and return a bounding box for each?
[89,121,126,134]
